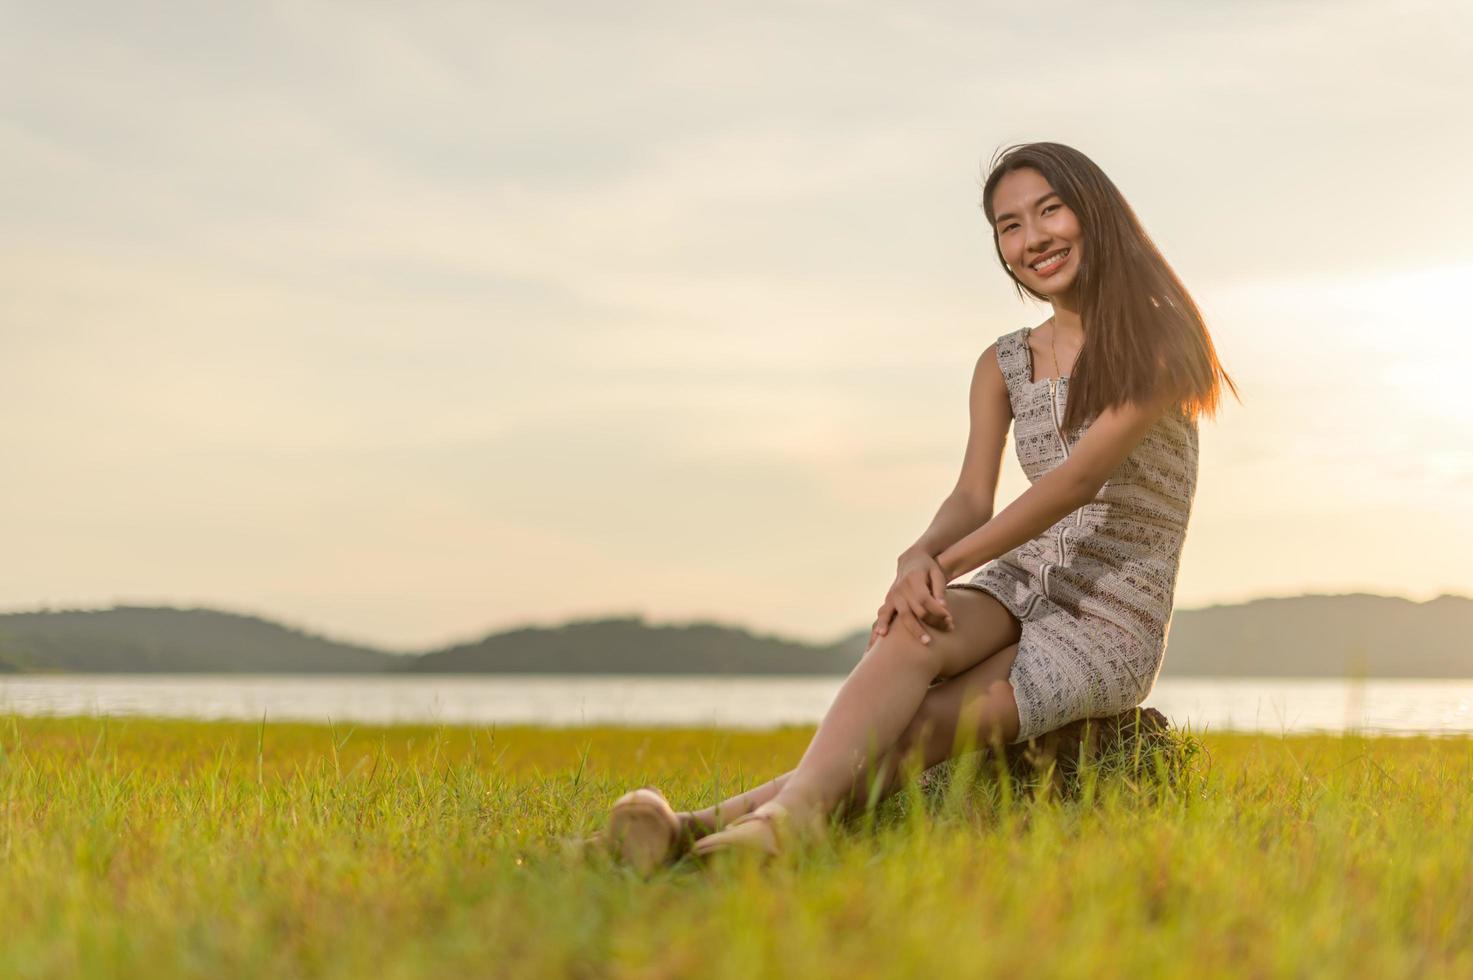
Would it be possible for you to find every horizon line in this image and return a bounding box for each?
[1,589,1466,656]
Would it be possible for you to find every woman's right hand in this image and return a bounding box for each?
[870,552,955,648]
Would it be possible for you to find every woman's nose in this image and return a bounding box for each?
[1025,228,1054,253]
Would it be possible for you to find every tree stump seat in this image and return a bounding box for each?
[918,705,1176,797]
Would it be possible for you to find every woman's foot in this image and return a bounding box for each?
[604,786,689,875]
[689,800,804,862]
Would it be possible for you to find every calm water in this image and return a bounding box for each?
[1,675,1471,735]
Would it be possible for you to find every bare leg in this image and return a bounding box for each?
[682,769,864,837]
[679,639,893,836]
[679,772,794,836]
[844,639,1022,808]
[680,645,1020,836]
[689,588,1023,838]
[680,642,908,836]
[761,597,1021,830]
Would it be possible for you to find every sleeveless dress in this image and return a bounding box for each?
[946,325,1200,744]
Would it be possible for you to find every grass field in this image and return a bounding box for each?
[1,713,1470,979]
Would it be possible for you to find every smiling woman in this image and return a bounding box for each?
[982,145,1238,438]
[598,141,1243,869]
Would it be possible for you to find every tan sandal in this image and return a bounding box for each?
[604,786,691,874]
[690,800,794,862]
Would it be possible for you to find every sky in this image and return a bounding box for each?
[3,0,1471,652]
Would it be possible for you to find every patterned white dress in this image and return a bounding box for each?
[947,325,1200,744]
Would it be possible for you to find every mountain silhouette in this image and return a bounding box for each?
[0,592,1468,677]
[0,606,396,674]
[404,615,859,674]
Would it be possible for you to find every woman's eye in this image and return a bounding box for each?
[1001,223,1018,232]
[1043,204,1059,214]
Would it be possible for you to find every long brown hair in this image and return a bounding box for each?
[980,141,1240,434]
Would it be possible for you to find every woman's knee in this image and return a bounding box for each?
[862,626,946,679]
[865,588,1020,679]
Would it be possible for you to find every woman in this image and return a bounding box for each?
[601,141,1238,869]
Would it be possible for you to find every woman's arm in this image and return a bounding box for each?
[936,380,1182,580]
[873,343,1013,642]
[898,491,991,566]
[898,343,1011,565]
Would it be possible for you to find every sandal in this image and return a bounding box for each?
[603,785,692,874]
[689,800,794,862]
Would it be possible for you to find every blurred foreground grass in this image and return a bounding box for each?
[1,713,1470,978]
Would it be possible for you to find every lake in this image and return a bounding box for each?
[2,675,1471,735]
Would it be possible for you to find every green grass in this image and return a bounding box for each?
[1,713,1470,978]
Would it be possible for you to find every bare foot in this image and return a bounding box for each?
[690,801,790,861]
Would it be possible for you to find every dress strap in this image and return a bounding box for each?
[994,328,1033,415]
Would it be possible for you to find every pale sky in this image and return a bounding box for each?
[3,1,1471,651]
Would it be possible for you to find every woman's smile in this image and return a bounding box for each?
[1029,247,1072,278]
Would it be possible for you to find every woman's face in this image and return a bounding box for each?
[990,167,1083,297]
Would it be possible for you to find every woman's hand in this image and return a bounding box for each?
[869,552,955,648]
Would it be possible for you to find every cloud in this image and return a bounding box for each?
[2,0,1471,644]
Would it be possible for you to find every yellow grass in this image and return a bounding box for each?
[1,714,1470,978]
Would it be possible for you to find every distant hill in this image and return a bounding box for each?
[1158,592,1472,679]
[0,606,400,674]
[404,615,863,675]
[0,592,1468,677]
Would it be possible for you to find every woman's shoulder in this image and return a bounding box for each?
[995,323,1032,344]
[990,325,1032,362]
